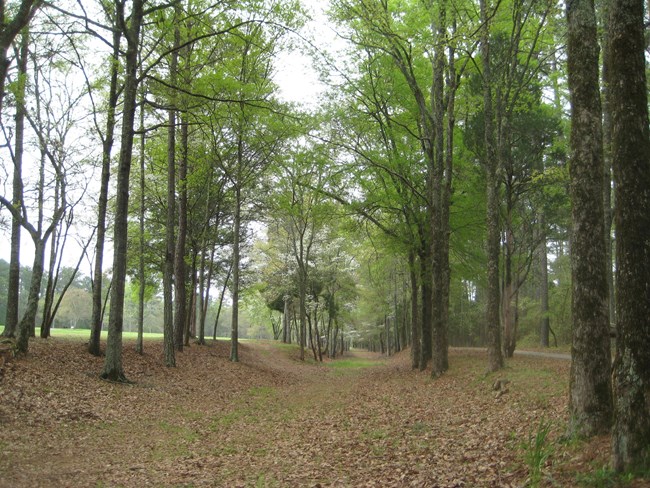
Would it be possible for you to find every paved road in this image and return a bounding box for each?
[514,349,571,360]
[450,346,571,361]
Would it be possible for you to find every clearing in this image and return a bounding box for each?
[0,339,641,487]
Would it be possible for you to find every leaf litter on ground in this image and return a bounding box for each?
[1,338,644,487]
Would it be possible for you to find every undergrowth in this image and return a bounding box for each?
[523,417,554,487]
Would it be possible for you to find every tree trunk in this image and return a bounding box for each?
[313,311,321,358]
[163,14,178,366]
[282,296,290,344]
[430,0,449,377]
[173,117,188,351]
[608,0,650,470]
[170,14,186,353]
[419,248,432,371]
[213,262,232,341]
[197,196,217,345]
[600,0,616,327]
[409,251,420,370]
[502,218,516,358]
[90,25,120,357]
[539,216,550,347]
[230,186,241,363]
[101,0,144,382]
[566,0,612,436]
[184,252,198,346]
[136,81,146,355]
[331,322,339,359]
[2,28,28,339]
[481,0,504,372]
[15,240,45,353]
[40,188,60,339]
[41,220,87,339]
[439,16,456,372]
[197,248,210,346]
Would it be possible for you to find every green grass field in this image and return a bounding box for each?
[0,325,236,343]
[0,325,164,341]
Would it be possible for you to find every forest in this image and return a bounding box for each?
[0,0,648,482]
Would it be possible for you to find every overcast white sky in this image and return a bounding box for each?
[273,0,340,107]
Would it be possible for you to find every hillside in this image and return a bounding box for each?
[0,339,640,487]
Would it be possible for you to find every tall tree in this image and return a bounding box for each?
[218,19,291,363]
[89,9,121,357]
[101,0,145,382]
[0,21,76,352]
[136,69,147,355]
[608,0,650,471]
[164,3,181,361]
[480,0,504,372]
[565,0,612,436]
[330,0,459,375]
[1,28,29,339]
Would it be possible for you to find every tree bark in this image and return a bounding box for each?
[282,296,290,344]
[599,0,616,327]
[163,8,179,366]
[90,25,121,357]
[169,9,186,353]
[502,209,516,358]
[419,249,432,370]
[173,111,188,352]
[2,28,29,339]
[409,253,419,370]
[213,262,232,341]
[101,0,145,382]
[539,215,550,347]
[430,0,449,376]
[184,252,198,346]
[608,0,650,470]
[230,186,241,362]
[136,79,146,355]
[15,240,45,353]
[566,0,612,436]
[40,207,59,339]
[480,0,504,372]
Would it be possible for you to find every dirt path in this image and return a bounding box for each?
[0,339,627,487]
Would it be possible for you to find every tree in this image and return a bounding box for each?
[269,146,330,361]
[608,0,650,471]
[565,0,612,437]
[212,19,295,363]
[480,0,504,372]
[0,12,88,352]
[1,27,28,339]
[101,0,145,382]
[330,0,461,375]
[0,0,41,114]
[89,5,122,357]
[163,2,180,363]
